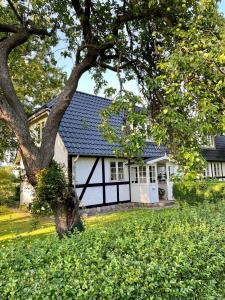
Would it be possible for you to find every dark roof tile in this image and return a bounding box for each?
[43,91,224,161]
[49,91,165,158]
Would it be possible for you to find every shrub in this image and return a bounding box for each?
[0,166,19,206]
[173,180,225,205]
[31,160,69,215]
[1,204,225,299]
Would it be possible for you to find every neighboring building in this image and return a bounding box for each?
[20,91,225,207]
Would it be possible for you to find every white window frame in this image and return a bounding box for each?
[32,120,45,145]
[139,166,147,183]
[131,166,138,183]
[202,135,215,149]
[110,161,125,181]
[149,165,156,183]
[212,162,221,177]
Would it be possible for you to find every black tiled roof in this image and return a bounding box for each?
[41,91,224,161]
[47,91,165,158]
[202,136,225,161]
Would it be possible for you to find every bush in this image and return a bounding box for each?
[0,166,19,206]
[173,180,225,205]
[1,204,225,299]
[31,160,69,214]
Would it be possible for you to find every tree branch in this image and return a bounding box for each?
[98,59,136,72]
[40,51,98,166]
[71,0,93,41]
[0,24,20,33]
[7,0,24,25]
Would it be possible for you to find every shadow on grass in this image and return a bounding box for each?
[0,207,152,244]
[0,208,55,243]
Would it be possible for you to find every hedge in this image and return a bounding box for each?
[1,204,225,299]
[173,180,225,204]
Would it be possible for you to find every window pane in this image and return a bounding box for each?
[110,162,116,168]
[139,166,147,183]
[110,162,117,181]
[131,167,138,183]
[118,162,124,180]
[149,166,156,183]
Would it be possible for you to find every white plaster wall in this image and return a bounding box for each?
[79,187,103,207]
[131,184,150,203]
[119,184,130,201]
[20,181,34,205]
[73,157,131,205]
[73,157,102,185]
[106,185,117,203]
[53,134,68,170]
[20,134,68,205]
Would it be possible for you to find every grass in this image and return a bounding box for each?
[0,205,151,243]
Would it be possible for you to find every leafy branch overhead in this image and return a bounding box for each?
[100,0,225,176]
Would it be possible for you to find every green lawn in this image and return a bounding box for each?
[0,205,150,243]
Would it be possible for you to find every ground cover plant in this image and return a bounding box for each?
[1,203,225,299]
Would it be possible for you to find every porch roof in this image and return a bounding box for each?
[144,154,169,164]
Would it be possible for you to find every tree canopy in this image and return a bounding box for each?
[0,0,224,235]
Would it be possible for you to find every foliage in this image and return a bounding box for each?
[100,92,149,159]
[173,179,225,205]
[1,203,225,298]
[100,0,225,177]
[31,161,69,214]
[0,4,65,158]
[0,167,19,206]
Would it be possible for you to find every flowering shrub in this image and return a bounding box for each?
[1,203,225,299]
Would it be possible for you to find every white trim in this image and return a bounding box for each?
[146,154,168,165]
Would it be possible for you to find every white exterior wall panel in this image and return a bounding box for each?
[80,187,103,206]
[73,157,131,206]
[105,186,117,203]
[119,184,130,201]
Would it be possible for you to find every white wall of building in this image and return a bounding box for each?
[72,156,130,207]
[20,133,68,205]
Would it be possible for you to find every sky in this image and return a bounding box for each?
[55,1,225,97]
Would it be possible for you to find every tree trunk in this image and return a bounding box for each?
[52,193,84,239]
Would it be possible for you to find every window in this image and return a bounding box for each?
[203,164,210,178]
[110,162,117,181]
[110,161,124,181]
[212,162,221,177]
[149,165,156,183]
[131,166,138,183]
[202,135,215,148]
[33,121,45,144]
[118,162,124,180]
[139,166,147,183]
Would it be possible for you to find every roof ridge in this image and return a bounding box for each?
[74,90,112,102]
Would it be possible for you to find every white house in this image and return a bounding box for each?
[20,91,225,207]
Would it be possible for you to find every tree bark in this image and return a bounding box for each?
[52,189,84,238]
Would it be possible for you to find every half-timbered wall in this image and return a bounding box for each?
[72,156,131,207]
